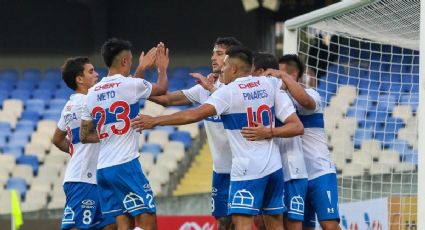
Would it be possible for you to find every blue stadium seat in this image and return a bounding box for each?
[16,155,39,175]
[0,122,12,139]
[15,121,36,133]
[42,110,62,121]
[0,89,8,107]
[390,64,402,73]
[374,132,396,147]
[337,75,349,85]
[8,132,30,148]
[20,111,40,124]
[389,140,411,156]
[141,143,162,160]
[353,95,375,110]
[22,69,41,81]
[172,67,191,79]
[25,99,45,113]
[0,69,18,81]
[10,89,30,102]
[16,80,36,91]
[58,80,69,89]
[346,107,367,120]
[154,126,176,134]
[44,68,61,82]
[54,88,72,99]
[3,146,23,158]
[32,89,53,102]
[383,118,404,133]
[402,150,418,165]
[170,131,192,150]
[6,177,27,199]
[353,129,374,148]
[49,99,67,110]
[0,79,15,92]
[192,66,211,76]
[96,67,108,78]
[37,80,58,91]
[367,111,388,123]
[169,79,186,91]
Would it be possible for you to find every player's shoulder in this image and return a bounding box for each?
[305,88,321,99]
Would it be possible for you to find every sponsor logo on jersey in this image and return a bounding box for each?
[238,80,260,89]
[81,199,95,209]
[94,82,121,91]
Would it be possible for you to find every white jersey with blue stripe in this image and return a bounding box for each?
[294,88,336,180]
[205,76,295,181]
[182,80,232,174]
[81,74,152,169]
[57,93,99,185]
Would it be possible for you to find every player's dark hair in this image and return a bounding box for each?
[226,46,253,69]
[61,56,91,91]
[101,38,132,68]
[214,37,243,49]
[278,54,305,80]
[253,52,279,70]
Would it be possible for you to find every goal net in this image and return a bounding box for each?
[285,0,420,229]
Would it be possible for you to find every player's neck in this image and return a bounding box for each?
[234,71,251,80]
[75,87,88,95]
[107,67,128,77]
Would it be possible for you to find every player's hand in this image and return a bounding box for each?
[263,69,288,90]
[131,114,157,131]
[190,73,216,92]
[206,73,218,83]
[241,122,273,141]
[155,42,169,73]
[138,47,157,70]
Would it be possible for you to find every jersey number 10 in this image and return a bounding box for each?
[91,101,131,139]
[246,104,273,127]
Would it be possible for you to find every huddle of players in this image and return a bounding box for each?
[52,36,340,230]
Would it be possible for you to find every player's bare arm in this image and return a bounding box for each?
[131,103,216,131]
[80,119,100,144]
[241,113,304,141]
[264,69,316,110]
[52,128,70,153]
[150,42,169,96]
[148,91,193,106]
[190,73,217,93]
[134,46,157,78]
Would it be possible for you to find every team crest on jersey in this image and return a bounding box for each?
[66,105,73,111]
[289,195,304,214]
[211,187,218,196]
[232,189,254,208]
[62,206,75,224]
[123,192,146,211]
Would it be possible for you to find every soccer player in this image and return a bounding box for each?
[79,38,168,230]
[131,46,304,230]
[145,37,241,230]
[265,54,341,230]
[52,57,116,230]
[250,52,309,230]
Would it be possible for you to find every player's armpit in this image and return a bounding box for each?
[52,128,70,153]
[271,113,304,138]
[80,120,100,144]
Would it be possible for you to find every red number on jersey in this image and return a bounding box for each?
[246,105,273,127]
[91,101,131,139]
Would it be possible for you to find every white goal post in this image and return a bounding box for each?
[283,0,423,229]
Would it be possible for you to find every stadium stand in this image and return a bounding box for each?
[0,66,207,213]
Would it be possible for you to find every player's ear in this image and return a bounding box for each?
[76,75,84,85]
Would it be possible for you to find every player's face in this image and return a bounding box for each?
[81,63,98,88]
[211,45,227,74]
[279,63,298,81]
[221,55,233,85]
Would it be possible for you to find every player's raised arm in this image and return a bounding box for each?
[131,103,217,131]
[264,68,316,110]
[150,42,169,96]
[52,128,70,153]
[134,46,157,78]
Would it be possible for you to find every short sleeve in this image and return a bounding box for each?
[181,84,203,104]
[204,86,231,116]
[57,112,66,131]
[275,90,296,123]
[81,102,92,121]
[296,88,322,115]
[134,78,153,100]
